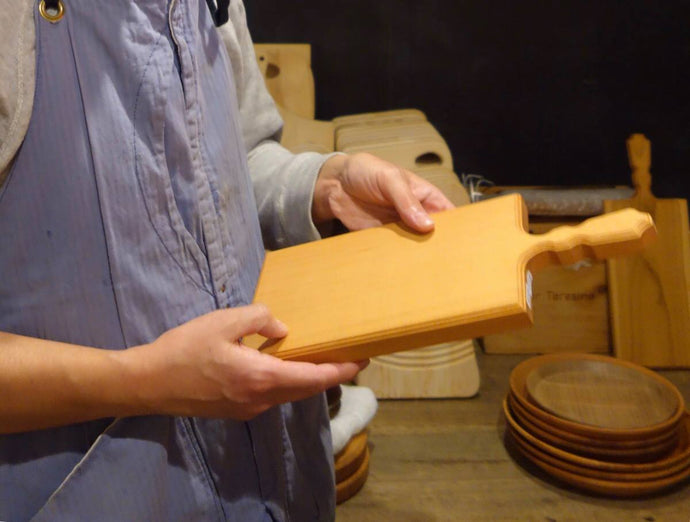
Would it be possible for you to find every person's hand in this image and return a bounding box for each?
[121,304,367,420]
[312,152,455,233]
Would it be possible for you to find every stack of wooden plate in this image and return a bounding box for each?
[334,430,370,504]
[504,353,690,497]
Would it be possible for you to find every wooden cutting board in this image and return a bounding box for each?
[336,121,453,173]
[253,43,315,119]
[244,194,656,363]
[604,134,690,367]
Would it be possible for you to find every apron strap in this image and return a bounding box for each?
[205,0,230,26]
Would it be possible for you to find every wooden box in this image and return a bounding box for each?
[483,219,610,354]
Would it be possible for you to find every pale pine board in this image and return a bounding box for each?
[355,169,479,398]
[245,194,655,363]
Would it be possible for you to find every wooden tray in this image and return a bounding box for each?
[510,354,684,440]
[245,195,655,363]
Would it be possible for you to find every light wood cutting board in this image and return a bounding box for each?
[253,43,315,119]
[604,134,690,368]
[244,194,656,363]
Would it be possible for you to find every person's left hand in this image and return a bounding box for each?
[312,153,455,233]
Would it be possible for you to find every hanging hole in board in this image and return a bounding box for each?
[39,0,65,22]
[415,152,442,166]
[266,63,281,79]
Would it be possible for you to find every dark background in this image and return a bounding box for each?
[245,1,690,200]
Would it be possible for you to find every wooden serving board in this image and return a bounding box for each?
[604,134,690,368]
[336,121,453,173]
[244,194,656,363]
[253,43,315,119]
[355,173,478,398]
[276,106,334,154]
[332,108,427,131]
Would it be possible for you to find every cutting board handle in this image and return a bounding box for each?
[526,208,656,271]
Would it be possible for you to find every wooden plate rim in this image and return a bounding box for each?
[508,425,690,483]
[525,357,679,429]
[336,446,371,504]
[502,397,690,473]
[510,353,685,439]
[508,393,679,454]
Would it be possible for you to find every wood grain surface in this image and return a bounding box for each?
[526,358,679,430]
[253,43,315,119]
[509,354,685,441]
[354,169,478,398]
[604,134,690,368]
[245,195,655,363]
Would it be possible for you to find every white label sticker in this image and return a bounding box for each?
[526,270,533,310]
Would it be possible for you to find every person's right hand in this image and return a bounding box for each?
[121,304,367,420]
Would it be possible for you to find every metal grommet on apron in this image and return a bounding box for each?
[39,0,65,23]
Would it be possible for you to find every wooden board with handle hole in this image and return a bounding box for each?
[243,194,656,363]
[604,134,690,368]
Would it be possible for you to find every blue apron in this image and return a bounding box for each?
[0,1,334,520]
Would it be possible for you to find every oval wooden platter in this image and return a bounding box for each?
[510,354,685,440]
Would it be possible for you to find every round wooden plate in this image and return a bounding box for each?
[508,393,679,461]
[513,438,690,497]
[336,446,370,504]
[334,430,368,483]
[503,398,690,474]
[509,392,679,449]
[525,357,679,429]
[510,354,685,440]
[508,422,690,482]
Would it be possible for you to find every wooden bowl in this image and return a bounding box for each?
[508,393,679,461]
[510,354,685,440]
[503,398,690,474]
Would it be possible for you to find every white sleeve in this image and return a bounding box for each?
[216,0,332,249]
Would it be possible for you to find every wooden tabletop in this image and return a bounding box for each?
[335,351,690,521]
